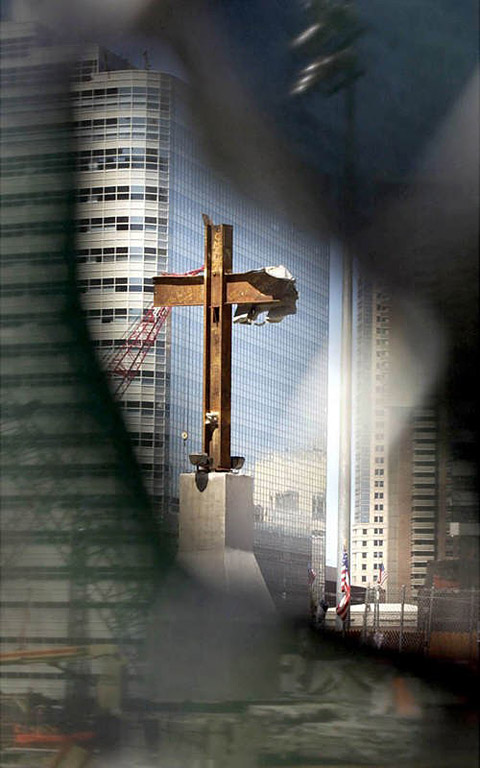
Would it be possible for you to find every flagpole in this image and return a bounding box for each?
[336,242,352,631]
[336,544,351,628]
[336,65,355,631]
[308,564,317,624]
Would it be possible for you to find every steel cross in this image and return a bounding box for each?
[153,215,291,471]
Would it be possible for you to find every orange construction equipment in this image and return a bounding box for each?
[1,645,123,749]
[13,724,94,747]
[0,645,121,666]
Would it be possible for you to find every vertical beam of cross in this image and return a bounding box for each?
[202,220,233,469]
[153,215,297,472]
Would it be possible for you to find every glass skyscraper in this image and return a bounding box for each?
[71,49,330,612]
[65,49,330,613]
[165,78,330,611]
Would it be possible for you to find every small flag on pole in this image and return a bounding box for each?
[307,565,317,586]
[336,548,351,621]
[378,562,388,587]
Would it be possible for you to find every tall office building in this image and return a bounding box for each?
[72,54,173,513]
[351,278,391,589]
[73,52,330,613]
[0,20,172,707]
[353,161,479,597]
[352,275,449,596]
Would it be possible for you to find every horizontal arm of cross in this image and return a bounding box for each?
[153,271,288,307]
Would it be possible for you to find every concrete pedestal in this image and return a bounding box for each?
[179,472,254,553]
[177,473,273,608]
[147,473,280,702]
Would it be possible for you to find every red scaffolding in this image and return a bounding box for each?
[105,266,203,397]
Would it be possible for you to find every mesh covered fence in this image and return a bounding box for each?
[334,586,479,663]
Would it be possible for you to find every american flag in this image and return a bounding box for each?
[307,565,317,586]
[378,562,388,587]
[336,549,351,621]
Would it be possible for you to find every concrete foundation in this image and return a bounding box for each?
[179,472,254,553]
[177,473,272,608]
[147,473,281,702]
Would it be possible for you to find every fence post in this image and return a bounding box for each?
[362,587,370,643]
[424,584,435,655]
[399,584,406,653]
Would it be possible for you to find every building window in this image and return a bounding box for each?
[75,146,164,173]
[76,246,160,264]
[312,493,325,521]
[275,491,299,514]
[76,184,163,203]
[77,277,154,294]
[76,215,165,233]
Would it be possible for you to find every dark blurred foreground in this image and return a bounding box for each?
[2,621,478,767]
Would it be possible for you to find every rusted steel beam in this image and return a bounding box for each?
[153,272,286,308]
[153,275,203,306]
[202,221,213,463]
[226,271,295,305]
[202,223,233,470]
[152,217,298,472]
[226,276,280,305]
[153,272,296,307]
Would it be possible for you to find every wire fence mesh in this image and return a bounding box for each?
[323,585,479,664]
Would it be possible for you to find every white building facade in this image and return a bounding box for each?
[73,59,173,513]
[352,278,390,590]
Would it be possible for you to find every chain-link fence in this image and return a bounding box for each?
[323,586,479,664]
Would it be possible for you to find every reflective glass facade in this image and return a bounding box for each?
[167,82,329,612]
[73,64,329,613]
